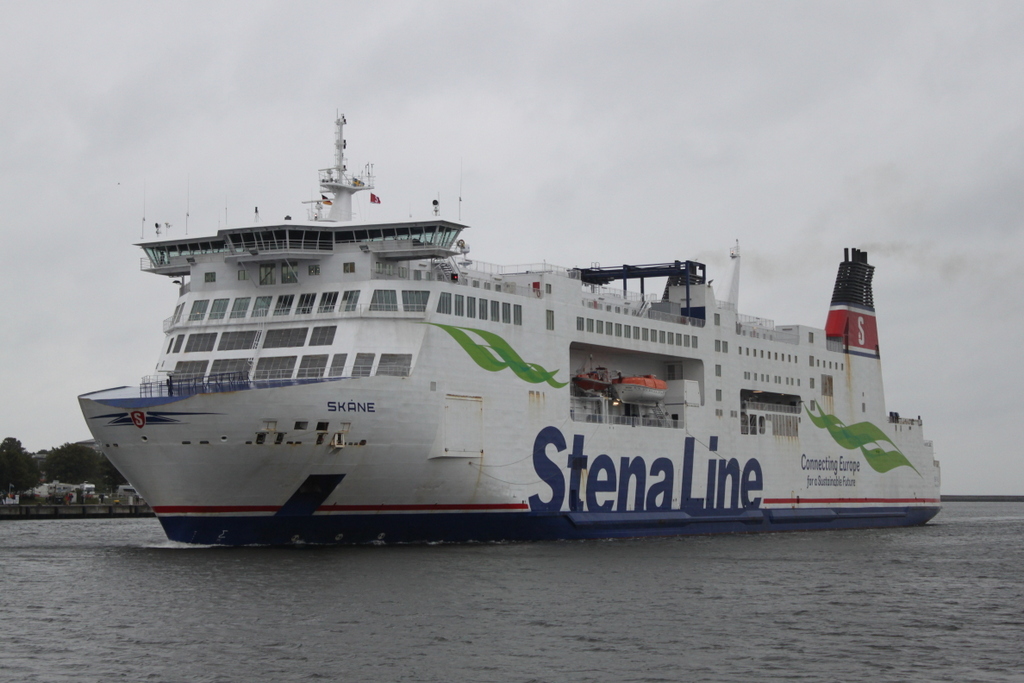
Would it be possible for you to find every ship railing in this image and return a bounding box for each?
[580,284,650,304]
[569,409,683,430]
[642,308,707,328]
[715,299,737,312]
[464,260,578,279]
[888,414,923,426]
[743,401,801,414]
[736,322,798,344]
[164,303,428,332]
[140,371,251,398]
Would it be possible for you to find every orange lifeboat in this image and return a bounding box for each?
[572,367,611,394]
[611,374,667,404]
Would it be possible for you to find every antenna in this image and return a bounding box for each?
[185,175,190,235]
[141,180,146,239]
[459,158,463,221]
[433,195,440,216]
[254,206,260,222]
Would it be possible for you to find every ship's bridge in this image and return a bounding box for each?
[140,219,467,276]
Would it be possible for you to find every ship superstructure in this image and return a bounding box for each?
[79,118,940,545]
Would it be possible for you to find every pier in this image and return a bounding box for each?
[0,504,154,520]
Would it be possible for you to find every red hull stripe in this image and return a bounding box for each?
[763,497,940,505]
[153,503,530,514]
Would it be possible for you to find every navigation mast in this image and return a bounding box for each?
[317,114,374,222]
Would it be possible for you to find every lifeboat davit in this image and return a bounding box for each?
[611,375,667,404]
[572,367,611,393]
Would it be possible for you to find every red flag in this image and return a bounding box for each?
[370,193,381,204]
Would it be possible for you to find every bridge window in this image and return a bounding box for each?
[404,290,431,312]
[208,299,229,320]
[230,297,251,318]
[218,331,258,351]
[264,328,308,348]
[252,296,272,317]
[377,354,413,376]
[296,293,316,314]
[253,356,297,380]
[188,300,209,321]
[341,290,360,312]
[435,291,452,314]
[466,296,476,319]
[184,333,217,353]
[370,290,398,312]
[273,295,294,316]
[259,264,275,285]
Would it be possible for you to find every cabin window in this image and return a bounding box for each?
[377,354,413,376]
[352,353,376,377]
[281,263,298,284]
[596,320,604,334]
[692,336,698,349]
[273,294,294,316]
[403,290,431,312]
[343,262,355,274]
[659,330,666,344]
[188,300,209,321]
[810,377,815,389]
[714,313,720,326]
[633,326,640,339]
[606,322,613,336]
[722,341,728,353]
[259,264,276,285]
[252,296,272,317]
[809,355,815,367]
[749,414,757,435]
[809,332,815,343]
[210,358,249,375]
[821,374,834,397]
[342,290,360,312]
[166,337,175,354]
[230,297,251,318]
[466,296,476,319]
[546,310,555,331]
[309,326,337,346]
[297,355,329,379]
[296,293,316,315]
[716,389,722,402]
[173,360,208,378]
[205,272,216,283]
[587,319,594,333]
[624,325,631,339]
[478,299,488,320]
[545,283,552,294]
[642,328,649,341]
[514,304,522,325]
[309,265,321,276]
[264,328,308,348]
[370,290,398,312]
[218,330,258,351]
[759,416,766,434]
[740,412,749,434]
[172,335,185,353]
[491,300,500,321]
[436,292,452,314]
[184,333,217,353]
[502,302,512,324]
[577,317,585,331]
[208,299,229,320]
[715,340,722,352]
[715,364,722,377]
[253,356,297,380]
[237,269,248,280]
[455,295,465,316]
[328,353,348,377]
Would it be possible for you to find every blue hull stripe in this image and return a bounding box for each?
[157,506,941,546]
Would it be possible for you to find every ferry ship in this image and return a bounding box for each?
[79,117,941,545]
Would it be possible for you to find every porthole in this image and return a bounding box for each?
[220,436,228,442]
[141,436,148,442]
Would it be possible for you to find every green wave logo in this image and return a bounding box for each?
[805,404,919,475]
[426,323,568,388]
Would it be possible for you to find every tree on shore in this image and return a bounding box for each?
[44,443,101,485]
[0,437,40,493]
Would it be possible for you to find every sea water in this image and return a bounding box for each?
[1,502,1021,683]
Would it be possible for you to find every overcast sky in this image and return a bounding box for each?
[2,1,1021,494]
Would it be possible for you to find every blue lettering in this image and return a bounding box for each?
[716,458,741,509]
[681,437,702,511]
[528,426,566,512]
[328,401,337,412]
[585,454,616,512]
[646,458,674,511]
[741,458,763,508]
[566,435,588,512]
[617,457,647,512]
